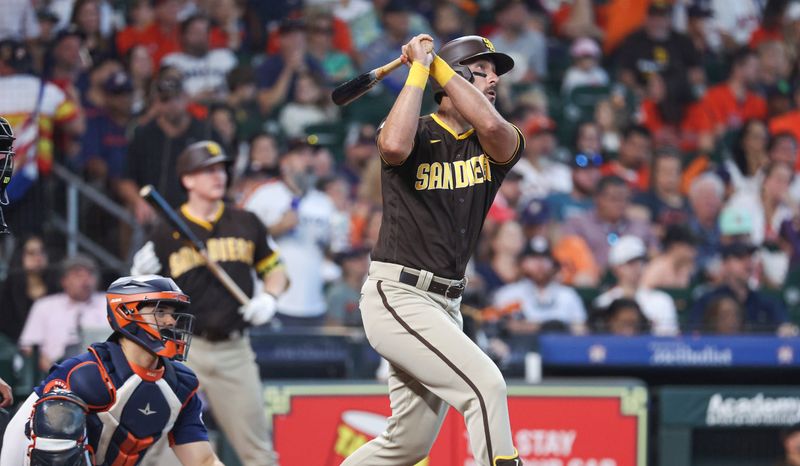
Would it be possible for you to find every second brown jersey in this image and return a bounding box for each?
[372,114,524,279]
[149,202,281,336]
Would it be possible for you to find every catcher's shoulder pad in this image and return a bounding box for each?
[167,361,200,401]
[64,356,116,411]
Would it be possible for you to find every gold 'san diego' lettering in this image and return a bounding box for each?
[169,237,255,278]
[414,154,493,191]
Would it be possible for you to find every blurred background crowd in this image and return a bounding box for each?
[3,0,800,369]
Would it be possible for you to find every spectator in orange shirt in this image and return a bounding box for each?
[769,84,800,170]
[600,125,653,193]
[701,48,767,137]
[208,0,244,52]
[115,0,154,57]
[747,0,788,49]
[137,0,181,68]
[639,72,713,153]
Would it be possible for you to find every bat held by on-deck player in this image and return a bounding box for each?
[138,185,251,305]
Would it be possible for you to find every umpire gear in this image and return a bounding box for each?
[432,35,515,101]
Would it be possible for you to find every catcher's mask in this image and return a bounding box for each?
[106,275,194,361]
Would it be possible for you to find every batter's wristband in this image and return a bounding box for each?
[431,55,456,88]
[405,62,429,90]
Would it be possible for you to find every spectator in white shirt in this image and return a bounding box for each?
[242,140,336,326]
[725,161,794,246]
[161,13,237,102]
[594,235,679,335]
[562,37,609,95]
[493,236,587,335]
[513,115,572,200]
[18,255,109,371]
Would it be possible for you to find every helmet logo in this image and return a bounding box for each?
[206,142,221,155]
[482,37,495,52]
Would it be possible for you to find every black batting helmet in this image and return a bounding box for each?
[432,35,514,102]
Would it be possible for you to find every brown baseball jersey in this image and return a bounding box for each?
[372,113,525,279]
[148,202,281,337]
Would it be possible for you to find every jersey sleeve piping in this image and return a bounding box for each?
[255,250,281,275]
[487,123,525,166]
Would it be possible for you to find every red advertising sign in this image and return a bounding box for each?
[266,384,647,466]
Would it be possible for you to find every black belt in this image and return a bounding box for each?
[197,329,242,342]
[398,270,465,299]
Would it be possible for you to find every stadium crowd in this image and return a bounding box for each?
[3,0,800,368]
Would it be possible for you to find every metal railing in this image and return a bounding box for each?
[50,163,143,274]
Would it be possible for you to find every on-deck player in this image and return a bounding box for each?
[130,140,288,466]
[342,35,525,465]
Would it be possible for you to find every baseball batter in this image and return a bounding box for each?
[343,35,524,465]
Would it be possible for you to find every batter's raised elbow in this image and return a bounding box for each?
[378,137,411,164]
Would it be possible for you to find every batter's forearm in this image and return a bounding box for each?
[377,72,427,164]
[440,73,506,134]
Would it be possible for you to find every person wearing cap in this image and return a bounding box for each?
[487,0,547,84]
[117,66,218,222]
[79,69,134,184]
[47,25,90,92]
[493,236,587,335]
[682,2,714,46]
[242,137,339,327]
[545,150,602,223]
[616,0,704,100]
[161,13,238,102]
[593,235,679,335]
[688,240,797,336]
[346,32,525,465]
[513,115,572,199]
[18,254,108,372]
[131,140,287,466]
[562,36,609,95]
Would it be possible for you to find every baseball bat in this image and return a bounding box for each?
[139,185,250,306]
[332,40,433,106]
